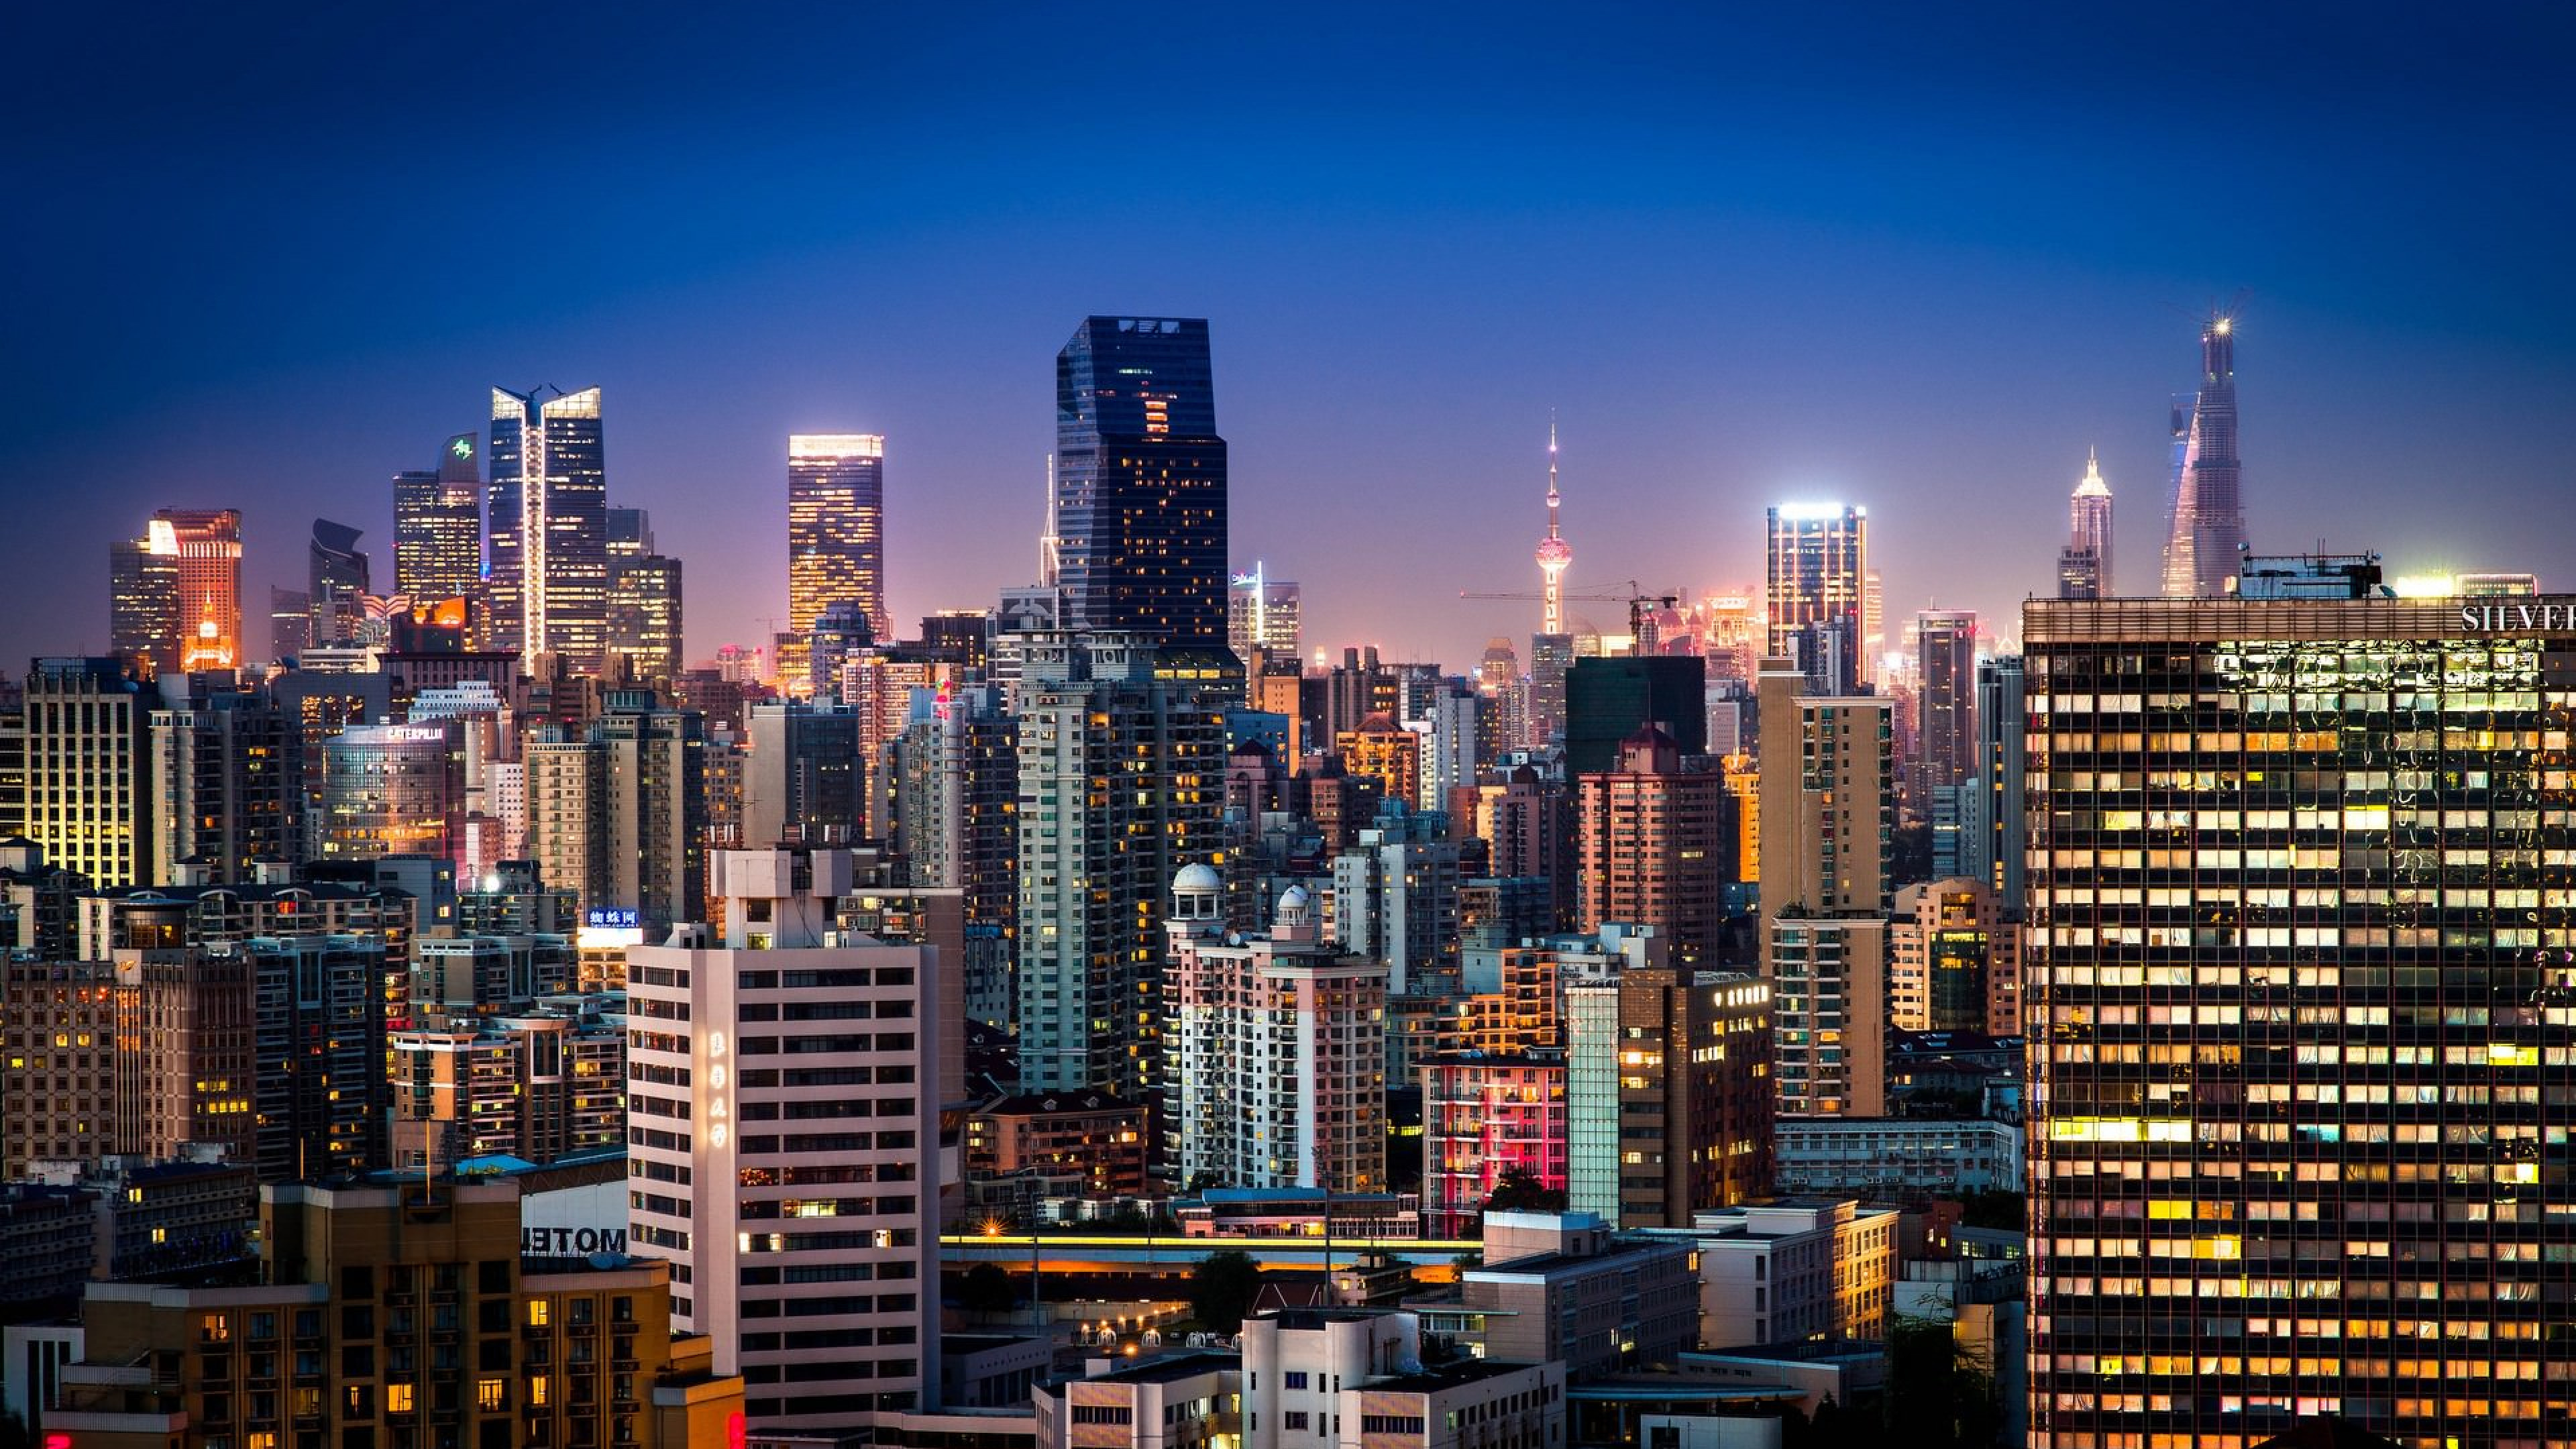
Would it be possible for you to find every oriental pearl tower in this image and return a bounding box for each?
[1536,419,1572,634]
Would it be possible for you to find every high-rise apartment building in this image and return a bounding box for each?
[246,932,388,1179]
[2058,448,2114,600]
[1527,633,1572,747]
[2023,568,2576,1449]
[523,698,706,932]
[742,702,865,848]
[1419,1053,1568,1238]
[1330,805,1468,995]
[1165,872,1387,1193]
[488,385,609,669]
[1767,503,1868,692]
[148,680,296,885]
[1887,877,2021,1036]
[107,534,180,679]
[786,434,890,668]
[625,847,940,1431]
[1474,765,1573,930]
[1055,317,1228,645]
[392,431,484,606]
[1012,632,1222,1095]
[885,686,1017,1026]
[1756,657,1893,1116]
[1575,725,1728,967]
[2158,314,2247,599]
[23,657,150,888]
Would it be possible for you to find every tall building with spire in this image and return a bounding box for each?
[2159,313,2245,598]
[2057,449,2114,599]
[1535,419,1573,635]
[487,386,608,670]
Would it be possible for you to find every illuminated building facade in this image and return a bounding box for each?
[1012,632,1222,1095]
[392,431,484,606]
[624,847,940,1431]
[785,434,889,680]
[314,722,463,865]
[2059,448,2114,600]
[1766,502,1868,693]
[1335,711,1420,804]
[1226,560,1301,662]
[488,385,608,670]
[1054,317,1228,646]
[1165,872,1387,1193]
[1575,725,1727,967]
[1565,965,1773,1230]
[2025,576,2576,1449]
[1888,877,2021,1036]
[139,508,245,672]
[1419,1053,1567,1238]
[1757,656,1894,1116]
[107,534,180,678]
[2157,314,2246,599]
[148,680,295,886]
[24,657,150,888]
[607,551,683,686]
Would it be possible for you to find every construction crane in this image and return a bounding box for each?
[1459,580,1682,644]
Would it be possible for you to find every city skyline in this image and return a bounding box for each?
[7,7,2572,675]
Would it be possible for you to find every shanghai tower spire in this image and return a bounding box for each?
[2159,313,2245,598]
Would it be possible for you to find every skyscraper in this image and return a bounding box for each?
[1013,632,1222,1096]
[1766,503,1868,694]
[1054,317,1228,646]
[1165,872,1387,1193]
[1970,655,2025,908]
[136,509,244,672]
[2057,447,2113,599]
[786,433,888,670]
[107,533,180,679]
[2158,313,2247,598]
[624,847,939,1430]
[392,432,484,605]
[1575,725,1729,968]
[487,385,608,670]
[1225,561,1301,662]
[2024,563,2573,1449]
[1911,608,1978,808]
[23,658,150,887]
[307,518,370,647]
[1756,656,1893,1116]
[606,552,683,686]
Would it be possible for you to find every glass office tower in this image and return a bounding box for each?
[1055,317,1228,647]
[786,433,889,657]
[2025,564,2576,1449]
[487,386,608,671]
[1766,502,1869,692]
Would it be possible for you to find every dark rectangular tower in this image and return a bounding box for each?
[486,386,608,672]
[1054,317,1228,647]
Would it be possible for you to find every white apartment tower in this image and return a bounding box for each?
[1164,870,1388,1194]
[624,846,939,1432]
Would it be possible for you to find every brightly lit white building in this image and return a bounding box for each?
[624,846,939,1432]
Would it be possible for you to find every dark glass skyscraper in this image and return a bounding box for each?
[2159,314,2245,598]
[486,386,608,671]
[1054,317,1228,647]
[307,518,370,646]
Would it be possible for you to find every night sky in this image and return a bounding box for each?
[7,4,2573,672]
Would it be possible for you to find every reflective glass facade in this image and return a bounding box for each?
[1765,504,1868,692]
[487,386,608,669]
[1055,317,1228,647]
[391,433,484,607]
[2026,592,2576,1449]
[786,434,888,654]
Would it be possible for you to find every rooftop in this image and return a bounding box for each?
[1366,1358,1548,1395]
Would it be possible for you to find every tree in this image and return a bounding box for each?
[1482,1164,1566,1215]
[1883,1315,2000,1448]
[959,1261,1016,1320]
[1189,1249,1264,1333]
